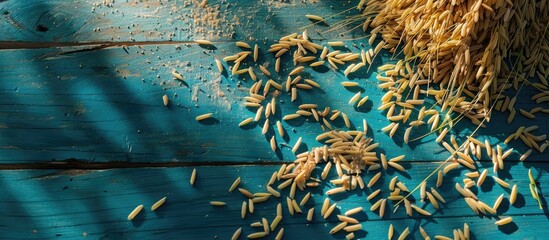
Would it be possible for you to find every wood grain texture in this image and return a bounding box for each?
[1,163,547,239]
[0,1,547,238]
[0,42,545,163]
[0,0,357,44]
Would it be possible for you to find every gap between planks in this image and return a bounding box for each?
[0,159,538,170]
[0,37,325,50]
[1,40,247,50]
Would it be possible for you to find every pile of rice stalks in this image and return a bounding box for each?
[358,0,548,149]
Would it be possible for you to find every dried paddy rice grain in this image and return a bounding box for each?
[510,185,518,204]
[342,81,359,87]
[495,217,513,226]
[270,136,277,151]
[292,137,303,153]
[162,95,169,106]
[239,118,254,127]
[248,67,257,81]
[210,201,226,206]
[431,188,446,203]
[419,226,429,239]
[337,215,359,224]
[344,207,363,217]
[254,44,259,62]
[278,179,293,189]
[306,207,315,221]
[435,235,452,240]
[262,217,270,234]
[236,41,251,49]
[249,199,255,213]
[370,198,383,211]
[171,70,184,81]
[388,161,405,172]
[289,66,304,76]
[398,227,409,240]
[275,228,284,240]
[127,205,143,221]
[343,224,362,232]
[437,170,443,187]
[259,65,271,76]
[292,199,302,213]
[404,199,412,216]
[289,181,297,199]
[379,199,386,217]
[241,201,247,219]
[262,119,270,135]
[253,195,270,203]
[493,176,511,188]
[426,192,439,209]
[231,228,242,240]
[357,96,369,107]
[520,149,532,161]
[247,232,267,239]
[349,91,362,105]
[323,203,337,219]
[195,113,213,121]
[328,41,345,47]
[367,189,381,201]
[305,14,324,21]
[321,198,330,215]
[327,187,347,195]
[300,192,311,206]
[238,188,253,198]
[190,168,197,185]
[357,176,365,189]
[493,194,504,210]
[151,197,167,211]
[443,162,460,174]
[228,177,241,193]
[330,222,348,234]
[195,39,212,45]
[411,204,431,216]
[287,197,295,215]
[271,215,282,230]
[276,121,284,137]
[346,233,355,240]
[368,172,382,187]
[477,169,488,186]
[215,59,223,73]
[267,185,281,198]
[310,61,325,67]
[277,203,283,217]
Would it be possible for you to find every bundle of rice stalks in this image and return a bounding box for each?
[357,0,549,147]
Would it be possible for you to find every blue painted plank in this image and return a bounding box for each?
[0,0,360,43]
[0,163,547,239]
[0,40,546,163]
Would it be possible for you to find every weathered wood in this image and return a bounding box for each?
[0,0,358,44]
[0,40,546,163]
[0,164,546,239]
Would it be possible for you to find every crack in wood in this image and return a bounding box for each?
[0,40,235,50]
[0,160,288,170]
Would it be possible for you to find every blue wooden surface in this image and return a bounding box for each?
[0,164,548,239]
[0,0,548,239]
[0,36,546,163]
[0,0,360,43]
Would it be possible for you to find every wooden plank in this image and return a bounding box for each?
[0,41,546,163]
[0,163,546,239]
[0,0,358,43]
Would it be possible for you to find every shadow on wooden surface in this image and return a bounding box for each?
[0,163,547,239]
[0,1,547,239]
